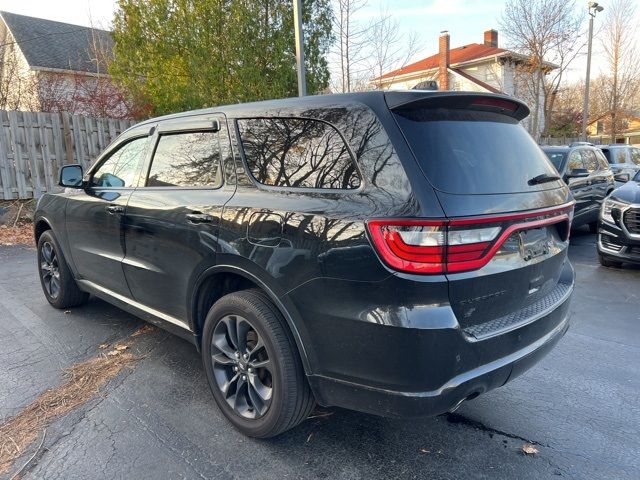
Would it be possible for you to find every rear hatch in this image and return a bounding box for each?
[381,92,573,334]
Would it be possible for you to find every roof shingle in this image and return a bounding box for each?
[378,43,507,80]
[0,11,113,74]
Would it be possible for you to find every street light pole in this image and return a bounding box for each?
[293,0,307,97]
[581,2,604,141]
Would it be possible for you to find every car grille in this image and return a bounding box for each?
[463,281,572,340]
[600,234,623,252]
[624,208,640,234]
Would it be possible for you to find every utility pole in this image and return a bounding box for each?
[582,2,604,141]
[293,0,307,97]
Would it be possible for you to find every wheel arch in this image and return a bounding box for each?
[34,217,53,243]
[190,264,312,373]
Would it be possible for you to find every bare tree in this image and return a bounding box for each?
[331,0,372,93]
[366,8,420,90]
[500,0,584,139]
[600,0,640,142]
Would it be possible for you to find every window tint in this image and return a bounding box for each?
[393,110,561,194]
[91,137,148,188]
[594,149,610,170]
[580,150,598,172]
[614,148,628,164]
[237,118,360,189]
[544,151,566,171]
[147,131,222,187]
[567,151,584,172]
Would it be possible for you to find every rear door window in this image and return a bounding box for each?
[237,117,361,190]
[567,151,585,173]
[580,150,599,172]
[393,110,560,194]
[147,131,222,187]
[631,148,640,165]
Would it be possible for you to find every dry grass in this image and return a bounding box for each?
[0,224,33,246]
[0,349,137,475]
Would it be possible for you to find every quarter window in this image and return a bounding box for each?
[147,131,222,187]
[631,148,640,165]
[91,137,148,188]
[237,117,361,190]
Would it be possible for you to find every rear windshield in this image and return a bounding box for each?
[394,110,562,194]
[543,151,566,171]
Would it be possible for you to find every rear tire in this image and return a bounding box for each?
[202,289,315,438]
[37,230,89,309]
[598,253,623,268]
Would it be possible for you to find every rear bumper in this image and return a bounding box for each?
[296,261,574,418]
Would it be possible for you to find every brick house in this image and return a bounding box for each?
[0,11,130,118]
[372,29,558,135]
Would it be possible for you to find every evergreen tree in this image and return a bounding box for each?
[110,0,332,117]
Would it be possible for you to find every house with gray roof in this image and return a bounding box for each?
[0,12,128,117]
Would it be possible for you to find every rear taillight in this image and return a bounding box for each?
[366,203,574,275]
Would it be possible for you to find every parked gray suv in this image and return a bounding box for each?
[600,145,640,184]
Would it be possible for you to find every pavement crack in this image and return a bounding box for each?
[445,412,544,445]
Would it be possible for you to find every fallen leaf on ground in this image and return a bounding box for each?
[114,345,128,351]
[306,432,314,443]
[98,344,109,350]
[131,324,156,336]
[419,448,430,454]
[64,310,71,314]
[522,444,539,455]
[0,223,33,246]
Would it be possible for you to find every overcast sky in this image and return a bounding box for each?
[0,0,637,85]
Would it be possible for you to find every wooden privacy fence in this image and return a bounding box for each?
[0,110,135,200]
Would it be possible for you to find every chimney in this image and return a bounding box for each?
[484,29,498,48]
[438,31,450,91]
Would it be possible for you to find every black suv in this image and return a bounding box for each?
[35,92,575,438]
[598,170,640,267]
[542,145,615,232]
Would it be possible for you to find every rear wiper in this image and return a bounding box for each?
[528,173,562,185]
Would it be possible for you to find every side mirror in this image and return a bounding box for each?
[614,172,630,183]
[59,164,84,188]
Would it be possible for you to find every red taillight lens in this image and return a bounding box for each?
[366,204,574,275]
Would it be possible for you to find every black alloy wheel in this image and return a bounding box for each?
[202,289,315,438]
[211,314,273,419]
[37,230,89,309]
[39,240,61,299]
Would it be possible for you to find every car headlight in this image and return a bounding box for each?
[601,198,628,224]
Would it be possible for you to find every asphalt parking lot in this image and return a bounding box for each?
[1,229,639,480]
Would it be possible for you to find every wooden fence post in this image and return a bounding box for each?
[61,112,74,165]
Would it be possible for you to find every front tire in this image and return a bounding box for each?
[202,289,315,438]
[598,253,623,268]
[37,230,89,308]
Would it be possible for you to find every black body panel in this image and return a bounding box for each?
[34,91,574,419]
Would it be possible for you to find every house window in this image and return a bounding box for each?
[596,121,604,134]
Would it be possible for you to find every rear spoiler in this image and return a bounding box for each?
[384,91,530,121]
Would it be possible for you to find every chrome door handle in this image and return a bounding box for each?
[186,213,214,224]
[106,205,124,214]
